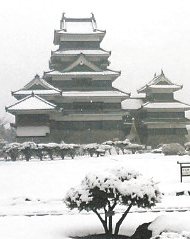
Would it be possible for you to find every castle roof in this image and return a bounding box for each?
[59,13,105,34]
[44,69,121,81]
[54,13,106,44]
[6,94,57,113]
[122,98,144,110]
[12,74,61,98]
[138,70,182,93]
[142,101,190,111]
[61,90,128,98]
[51,48,110,57]
[45,69,120,77]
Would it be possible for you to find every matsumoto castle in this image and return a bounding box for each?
[6,14,190,146]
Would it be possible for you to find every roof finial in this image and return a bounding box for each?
[60,12,66,29]
[61,12,65,21]
[161,69,164,76]
[35,74,40,79]
[91,12,97,31]
[31,91,34,97]
[91,13,95,19]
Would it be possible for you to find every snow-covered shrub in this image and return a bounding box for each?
[65,167,161,236]
[58,143,79,159]
[3,142,21,161]
[34,144,44,161]
[82,143,99,157]
[96,144,113,156]
[149,214,190,237]
[40,143,59,160]
[126,143,144,154]
[162,143,186,156]
[152,147,163,154]
[102,140,115,146]
[114,139,131,154]
[19,142,37,161]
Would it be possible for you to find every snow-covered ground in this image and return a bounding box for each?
[0,153,190,238]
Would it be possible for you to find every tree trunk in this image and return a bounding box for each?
[93,210,108,234]
[108,216,113,234]
[114,203,133,235]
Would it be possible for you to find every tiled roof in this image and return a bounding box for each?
[59,13,105,34]
[13,89,61,96]
[61,90,128,98]
[143,101,190,110]
[45,69,120,76]
[6,94,57,111]
[138,70,182,93]
[12,75,61,96]
[52,49,110,56]
[122,98,143,110]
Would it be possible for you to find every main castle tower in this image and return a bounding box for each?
[7,14,129,143]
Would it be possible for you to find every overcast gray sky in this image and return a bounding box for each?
[1,0,190,122]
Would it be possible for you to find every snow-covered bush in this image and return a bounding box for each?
[40,143,59,160]
[152,147,163,154]
[126,143,144,154]
[97,144,113,156]
[162,143,186,156]
[82,143,99,157]
[149,214,190,237]
[34,144,44,161]
[3,142,21,161]
[19,142,37,161]
[102,140,115,146]
[58,143,79,159]
[65,167,161,236]
[114,139,131,154]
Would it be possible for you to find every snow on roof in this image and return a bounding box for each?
[130,93,146,99]
[52,49,110,56]
[121,98,143,110]
[63,54,102,72]
[13,89,61,96]
[45,69,120,76]
[143,101,190,110]
[138,70,182,93]
[6,94,57,111]
[61,91,128,97]
[149,85,182,89]
[24,75,60,91]
[13,75,61,95]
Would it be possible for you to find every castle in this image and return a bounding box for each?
[6,14,190,146]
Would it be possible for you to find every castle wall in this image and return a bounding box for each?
[16,129,126,144]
